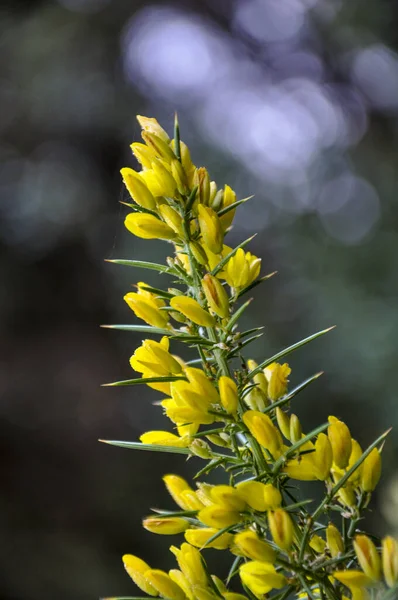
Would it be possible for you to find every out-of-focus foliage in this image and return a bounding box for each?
[1,0,398,598]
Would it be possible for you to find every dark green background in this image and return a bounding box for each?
[1,0,398,598]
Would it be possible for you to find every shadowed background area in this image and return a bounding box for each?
[1,0,398,598]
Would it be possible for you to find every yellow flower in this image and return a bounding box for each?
[151,159,178,198]
[354,534,381,581]
[198,505,241,529]
[137,114,170,141]
[143,516,189,535]
[194,167,210,206]
[170,543,208,588]
[218,376,238,415]
[276,407,291,440]
[314,433,333,480]
[145,569,186,600]
[169,570,194,600]
[224,248,261,289]
[233,530,276,562]
[289,414,302,444]
[124,287,169,330]
[185,367,220,405]
[120,167,157,209]
[333,570,372,591]
[142,131,176,162]
[202,273,230,318]
[159,204,184,237]
[170,296,216,327]
[243,410,283,458]
[326,523,344,558]
[198,205,224,254]
[239,561,287,597]
[382,536,398,588]
[246,360,270,410]
[171,159,189,194]
[163,475,203,511]
[236,481,281,512]
[130,142,157,169]
[283,451,319,481]
[184,527,233,550]
[310,535,327,554]
[361,448,382,492]
[122,554,158,596]
[268,509,294,551]
[202,243,232,274]
[125,212,177,240]
[263,362,291,402]
[210,485,247,511]
[130,337,182,376]
[219,184,236,231]
[328,416,352,469]
[139,430,191,447]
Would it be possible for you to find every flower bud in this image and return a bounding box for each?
[198,505,241,528]
[244,386,268,412]
[170,296,216,327]
[184,527,233,550]
[263,362,291,402]
[151,159,178,198]
[120,167,157,210]
[310,535,327,554]
[163,474,195,511]
[159,204,184,236]
[290,414,302,444]
[145,569,186,600]
[211,189,224,212]
[236,481,281,512]
[382,536,398,588]
[130,142,157,169]
[137,115,170,141]
[189,241,208,266]
[224,248,261,289]
[315,433,333,480]
[233,530,276,562]
[239,561,287,596]
[185,367,220,404]
[219,376,239,415]
[326,523,344,558]
[206,433,230,447]
[194,167,210,206]
[243,410,283,458]
[202,273,230,318]
[219,184,236,231]
[328,416,352,469]
[361,448,382,492]
[124,291,169,329]
[143,516,189,535]
[354,534,381,581]
[198,205,223,254]
[189,439,213,459]
[247,360,269,395]
[276,408,291,440]
[142,131,176,162]
[210,485,246,511]
[171,159,189,194]
[122,554,158,596]
[125,212,177,240]
[268,509,294,551]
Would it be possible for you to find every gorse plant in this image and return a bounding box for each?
[102,115,397,600]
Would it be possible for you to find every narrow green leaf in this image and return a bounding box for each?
[105,259,169,273]
[185,185,198,215]
[102,376,186,387]
[226,554,243,584]
[238,326,265,339]
[168,334,216,347]
[217,195,253,217]
[201,523,238,549]
[149,508,198,518]
[101,324,172,336]
[211,234,257,277]
[283,499,313,512]
[227,333,264,358]
[263,372,324,415]
[248,326,335,380]
[139,285,174,299]
[224,299,253,335]
[98,440,190,454]
[237,271,277,299]
[273,422,329,473]
[119,202,159,218]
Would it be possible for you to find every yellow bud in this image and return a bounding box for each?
[310,534,327,554]
[276,408,291,440]
[122,554,158,596]
[169,140,195,185]
[283,453,319,481]
[244,386,268,412]
[239,561,287,596]
[333,570,373,589]
[268,509,294,551]
[206,433,230,447]
[361,448,382,492]
[143,516,189,535]
[163,474,195,511]
[247,360,269,395]
[189,241,208,266]
[233,530,276,562]
[145,569,186,600]
[328,416,352,469]
[198,505,241,529]
[202,273,230,318]
[125,212,177,240]
[120,167,157,210]
[159,204,184,236]
[354,534,381,581]
[171,159,189,194]
[189,439,213,459]
[137,115,169,141]
[382,536,398,588]
[210,188,223,212]
[194,167,210,206]
[170,542,208,588]
[124,291,169,329]
[140,431,190,448]
[170,296,216,327]
[263,362,291,402]
[198,205,224,254]
[326,523,344,558]
[168,570,192,600]
[218,376,238,415]
[289,414,302,444]
[219,184,236,231]
[142,131,176,162]
[236,481,281,512]
[130,142,157,169]
[315,433,333,480]
[210,485,246,511]
[151,159,178,198]
[184,527,233,550]
[243,410,283,458]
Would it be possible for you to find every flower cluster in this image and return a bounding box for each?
[103,115,396,600]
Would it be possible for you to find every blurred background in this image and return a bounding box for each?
[1,0,398,597]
